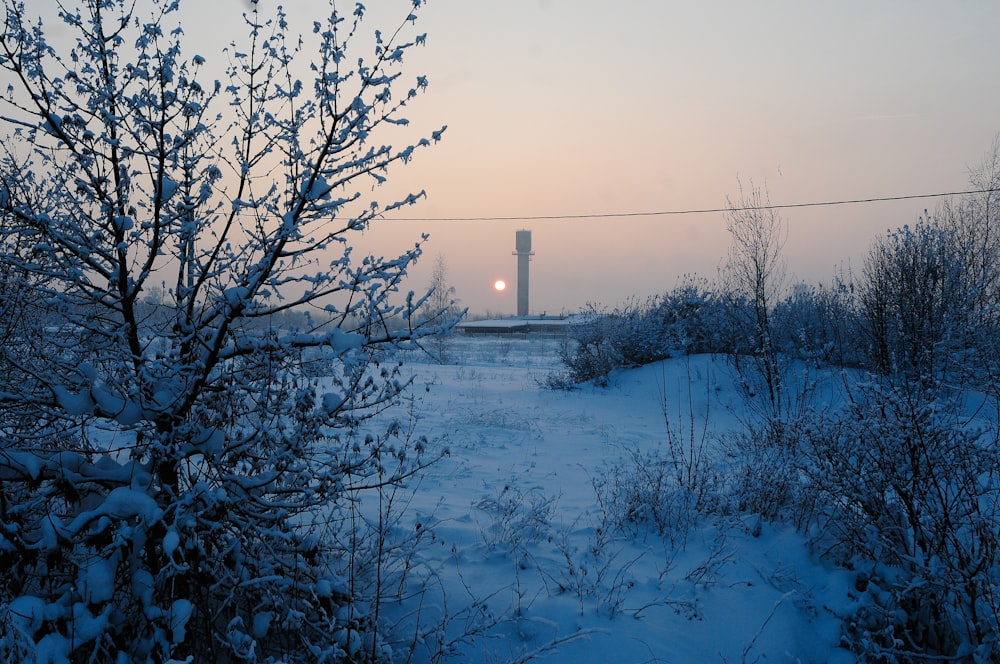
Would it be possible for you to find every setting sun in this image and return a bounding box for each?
[493,279,506,292]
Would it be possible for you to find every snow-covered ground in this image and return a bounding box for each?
[368,335,859,663]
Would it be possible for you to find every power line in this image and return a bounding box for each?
[386,187,999,222]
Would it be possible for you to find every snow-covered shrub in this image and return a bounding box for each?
[592,446,715,548]
[548,304,626,387]
[474,484,557,554]
[0,1,447,661]
[801,379,1000,661]
[772,277,864,369]
[550,278,726,387]
[650,275,732,356]
[592,365,722,548]
[722,421,805,523]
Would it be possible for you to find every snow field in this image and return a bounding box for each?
[363,336,857,663]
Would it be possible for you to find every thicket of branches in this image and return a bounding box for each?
[0,0,455,661]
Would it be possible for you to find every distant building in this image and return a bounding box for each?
[455,314,582,336]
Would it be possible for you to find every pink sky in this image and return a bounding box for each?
[192,1,1000,313]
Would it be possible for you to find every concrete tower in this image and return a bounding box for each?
[512,229,534,317]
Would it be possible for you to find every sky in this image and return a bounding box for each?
[97,1,1000,314]
[366,0,1000,315]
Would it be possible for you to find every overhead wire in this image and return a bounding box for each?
[385,187,1000,222]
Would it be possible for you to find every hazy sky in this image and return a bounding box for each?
[177,2,1000,313]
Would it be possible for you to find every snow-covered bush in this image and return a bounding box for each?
[475,484,557,554]
[550,278,726,388]
[592,445,718,549]
[650,275,732,356]
[546,303,629,388]
[722,420,805,523]
[591,362,722,548]
[771,277,864,369]
[801,379,1000,661]
[0,0,448,660]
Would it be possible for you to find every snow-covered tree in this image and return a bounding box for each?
[859,216,971,382]
[420,253,464,363]
[422,254,459,321]
[937,141,1000,395]
[719,181,789,423]
[0,0,445,660]
[939,138,1000,316]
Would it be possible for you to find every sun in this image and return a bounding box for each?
[493,279,507,292]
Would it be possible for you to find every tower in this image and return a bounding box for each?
[512,229,534,317]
